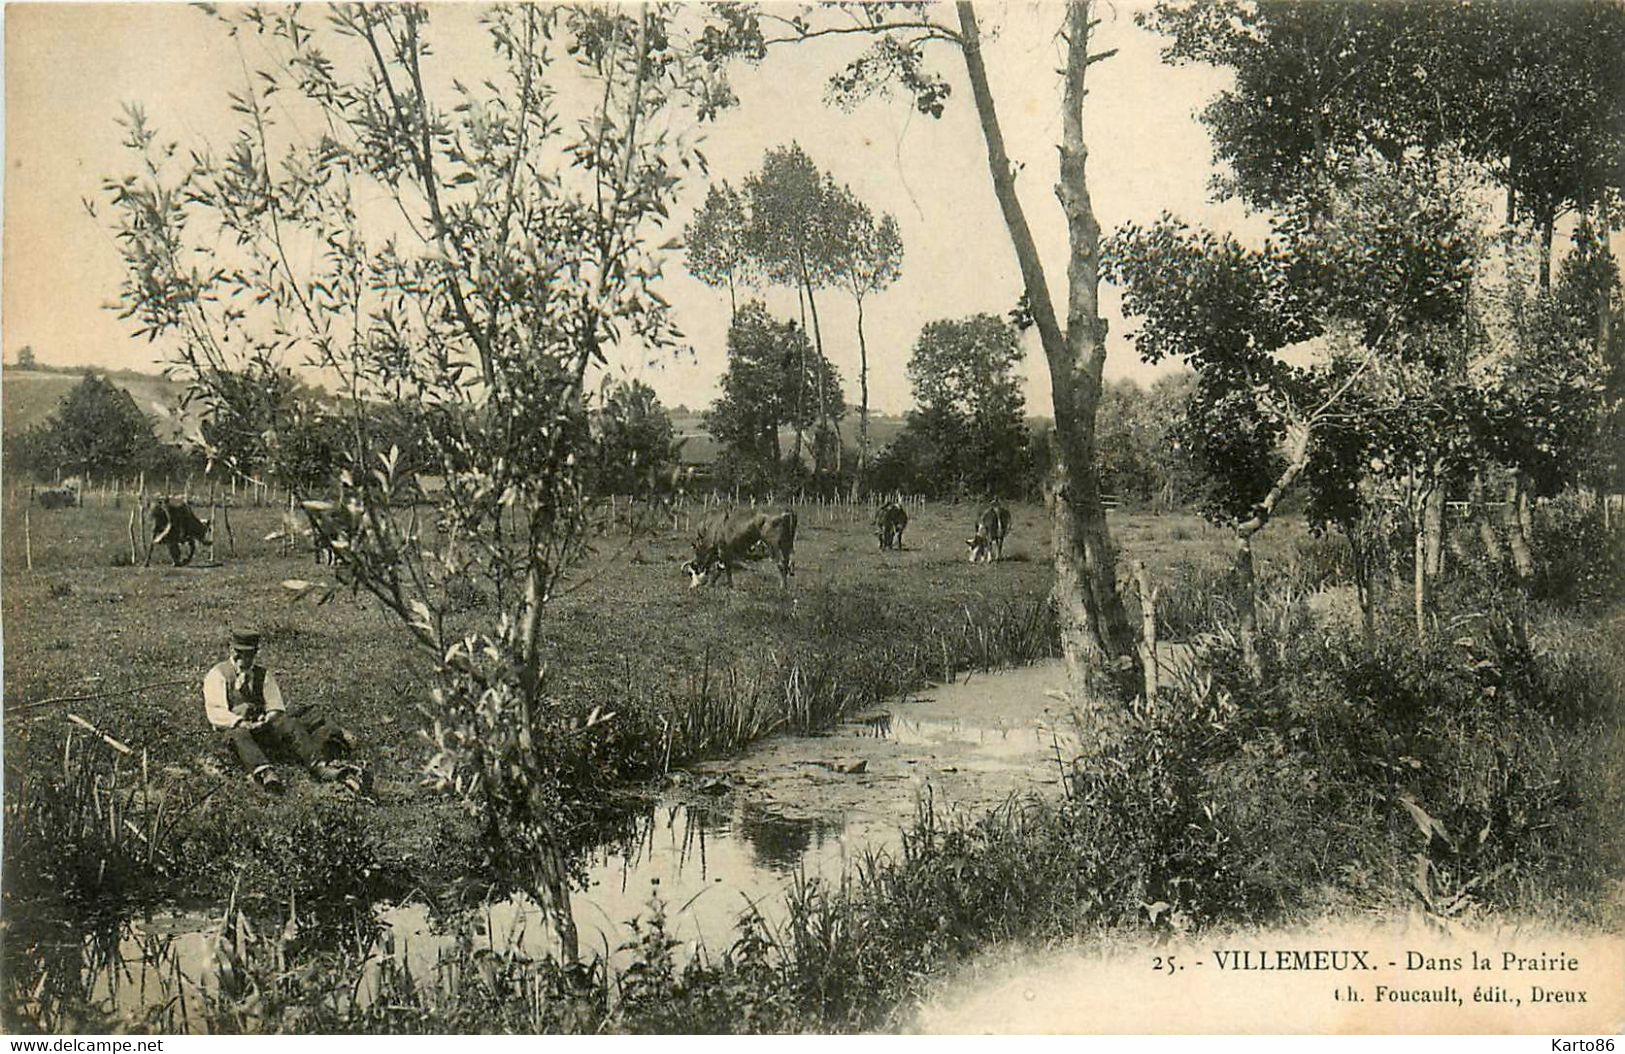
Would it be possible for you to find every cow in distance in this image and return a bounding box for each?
[874,499,908,551]
[966,500,1011,564]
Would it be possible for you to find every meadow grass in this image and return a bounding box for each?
[2,500,1250,905]
[11,496,1615,1034]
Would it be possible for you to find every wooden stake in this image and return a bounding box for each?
[128,508,138,566]
[24,509,33,572]
[1135,560,1158,705]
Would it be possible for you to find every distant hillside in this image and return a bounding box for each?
[2,368,193,441]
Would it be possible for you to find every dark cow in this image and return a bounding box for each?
[874,499,908,551]
[147,498,212,567]
[36,484,79,509]
[966,500,1011,564]
[683,507,798,589]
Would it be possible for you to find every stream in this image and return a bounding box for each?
[99,661,1077,1011]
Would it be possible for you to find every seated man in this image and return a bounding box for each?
[204,630,359,794]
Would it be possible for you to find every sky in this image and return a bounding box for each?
[2,2,1266,418]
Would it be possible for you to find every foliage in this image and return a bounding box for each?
[589,378,680,498]
[1095,374,1199,507]
[683,181,756,312]
[16,345,37,369]
[704,301,843,485]
[188,361,343,495]
[1141,0,1625,234]
[889,314,1031,499]
[99,3,754,935]
[12,372,170,480]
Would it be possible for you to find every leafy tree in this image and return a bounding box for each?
[760,3,1145,703]
[684,182,756,315]
[15,345,37,370]
[1106,161,1479,660]
[705,301,842,489]
[1142,0,1625,286]
[590,378,680,498]
[184,360,341,496]
[1096,374,1197,508]
[826,181,904,481]
[24,372,166,480]
[741,143,847,476]
[903,314,1030,498]
[101,3,747,960]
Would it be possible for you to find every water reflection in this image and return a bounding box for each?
[13,662,1073,1028]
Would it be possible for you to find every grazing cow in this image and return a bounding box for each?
[874,499,908,551]
[147,498,212,567]
[36,484,79,509]
[966,500,1012,564]
[682,507,798,589]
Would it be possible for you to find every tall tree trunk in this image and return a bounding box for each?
[1423,483,1445,577]
[856,293,870,485]
[1231,423,1313,678]
[957,1,1140,710]
[1538,208,1555,292]
[1505,473,1535,580]
[1233,527,1262,678]
[792,285,808,468]
[803,273,832,481]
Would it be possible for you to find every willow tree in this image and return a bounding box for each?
[100,3,747,960]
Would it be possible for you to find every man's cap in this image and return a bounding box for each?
[231,631,262,650]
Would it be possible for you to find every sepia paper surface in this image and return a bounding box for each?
[3,1,1620,1038]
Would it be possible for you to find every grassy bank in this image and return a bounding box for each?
[11,497,1616,1033]
[4,500,1108,966]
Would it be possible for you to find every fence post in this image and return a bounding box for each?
[1135,560,1159,705]
[128,508,138,566]
[222,490,236,556]
[24,509,33,572]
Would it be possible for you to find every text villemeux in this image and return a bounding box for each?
[1213,950,1375,971]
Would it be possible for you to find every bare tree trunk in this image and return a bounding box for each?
[1423,483,1445,577]
[793,285,808,470]
[1231,423,1313,678]
[1505,473,1534,581]
[957,0,1140,709]
[806,281,836,480]
[856,293,870,486]
[1234,528,1262,677]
